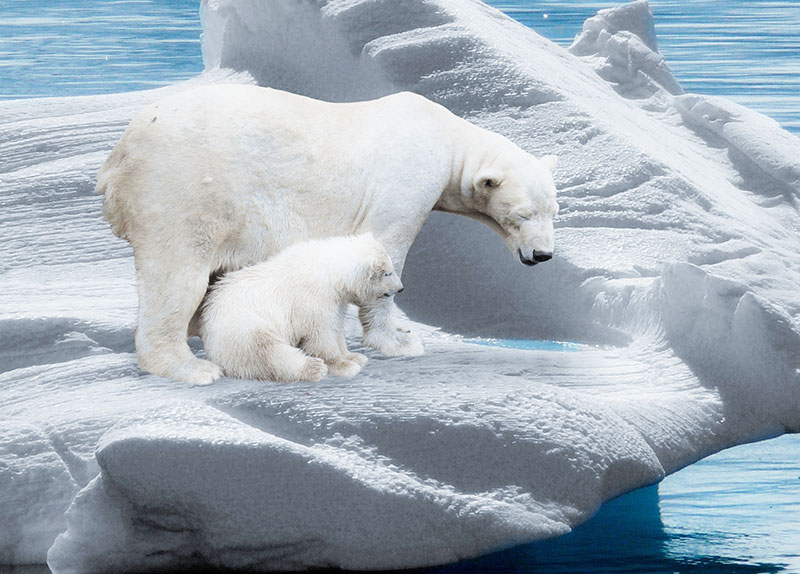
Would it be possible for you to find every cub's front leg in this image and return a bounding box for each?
[302,319,364,377]
[338,331,368,367]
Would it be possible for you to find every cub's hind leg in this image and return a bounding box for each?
[215,329,328,383]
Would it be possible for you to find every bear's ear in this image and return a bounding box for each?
[472,168,503,202]
[358,231,375,241]
[540,154,558,172]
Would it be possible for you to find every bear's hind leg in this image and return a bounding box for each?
[134,251,222,385]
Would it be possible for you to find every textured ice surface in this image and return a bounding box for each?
[1,0,799,571]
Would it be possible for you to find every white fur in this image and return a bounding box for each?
[199,234,402,382]
[98,84,558,384]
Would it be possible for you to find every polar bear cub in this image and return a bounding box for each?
[199,233,404,382]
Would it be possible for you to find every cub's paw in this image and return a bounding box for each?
[345,352,369,367]
[326,358,363,377]
[363,328,424,357]
[300,357,328,382]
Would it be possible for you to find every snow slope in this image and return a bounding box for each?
[1,0,798,571]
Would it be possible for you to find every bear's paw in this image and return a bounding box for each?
[363,328,424,357]
[168,357,224,386]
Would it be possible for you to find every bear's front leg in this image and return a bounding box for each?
[303,328,363,378]
[358,296,424,357]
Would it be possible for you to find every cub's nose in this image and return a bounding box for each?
[397,287,404,293]
[532,250,553,263]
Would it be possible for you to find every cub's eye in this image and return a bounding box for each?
[384,271,392,277]
[515,210,533,221]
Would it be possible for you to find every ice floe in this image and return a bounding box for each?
[1,0,798,571]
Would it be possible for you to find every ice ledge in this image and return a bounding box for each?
[47,403,569,572]
[44,338,710,573]
[675,94,800,192]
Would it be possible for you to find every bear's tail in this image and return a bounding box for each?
[95,144,130,240]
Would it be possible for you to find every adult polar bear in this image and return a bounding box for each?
[99,84,559,384]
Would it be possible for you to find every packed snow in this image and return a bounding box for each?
[1,0,798,572]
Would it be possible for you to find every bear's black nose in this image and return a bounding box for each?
[532,250,553,263]
[397,287,404,293]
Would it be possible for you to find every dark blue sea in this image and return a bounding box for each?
[1,1,798,572]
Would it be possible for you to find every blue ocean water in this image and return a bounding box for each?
[0,0,202,98]
[1,0,799,135]
[1,1,799,572]
[466,338,583,352]
[426,434,800,573]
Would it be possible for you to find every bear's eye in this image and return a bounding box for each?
[483,177,498,188]
[384,271,392,277]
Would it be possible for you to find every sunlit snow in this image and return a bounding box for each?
[1,1,799,572]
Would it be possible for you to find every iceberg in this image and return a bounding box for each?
[1,0,798,571]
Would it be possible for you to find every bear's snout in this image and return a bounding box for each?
[518,248,553,266]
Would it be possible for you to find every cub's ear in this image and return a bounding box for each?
[471,168,503,202]
[368,256,386,279]
[540,154,558,172]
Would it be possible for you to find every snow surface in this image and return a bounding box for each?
[1,0,799,571]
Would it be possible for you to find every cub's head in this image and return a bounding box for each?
[468,152,559,266]
[352,233,404,304]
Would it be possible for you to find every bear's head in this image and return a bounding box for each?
[351,233,404,304]
[468,153,559,266]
